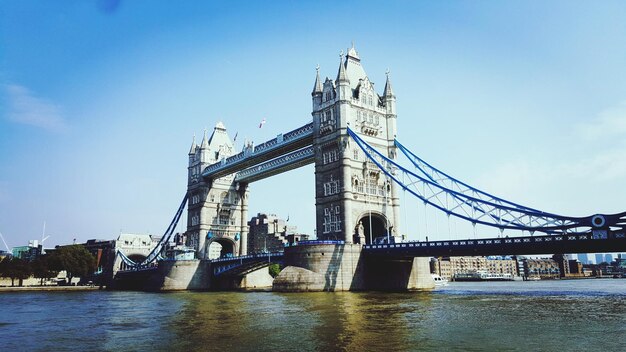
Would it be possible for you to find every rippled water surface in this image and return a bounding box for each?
[1,279,624,351]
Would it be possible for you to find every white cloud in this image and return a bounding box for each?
[4,84,68,132]
[576,100,626,141]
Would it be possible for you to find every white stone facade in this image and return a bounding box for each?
[186,123,249,259]
[312,45,400,244]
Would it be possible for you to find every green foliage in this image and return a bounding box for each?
[0,256,32,286]
[268,263,281,278]
[48,245,96,284]
[31,255,59,285]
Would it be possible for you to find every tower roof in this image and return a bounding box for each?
[384,71,395,98]
[188,134,197,155]
[312,65,323,95]
[207,121,234,153]
[336,53,349,83]
[200,128,209,149]
[346,42,360,61]
[343,44,368,90]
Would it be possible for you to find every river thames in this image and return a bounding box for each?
[1,279,624,351]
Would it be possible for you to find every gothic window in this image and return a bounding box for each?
[219,212,229,225]
[356,110,361,122]
[322,204,342,234]
[353,148,359,160]
[366,172,379,195]
[191,213,200,226]
[322,149,338,165]
[220,191,229,203]
[374,114,379,125]
[323,175,340,196]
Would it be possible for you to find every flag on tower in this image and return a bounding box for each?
[259,117,266,128]
[233,132,238,142]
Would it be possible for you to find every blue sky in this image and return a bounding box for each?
[1,1,626,251]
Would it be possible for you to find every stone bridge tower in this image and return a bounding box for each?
[312,45,400,245]
[186,123,249,259]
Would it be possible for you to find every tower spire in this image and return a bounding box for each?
[336,51,349,83]
[188,133,197,155]
[200,128,209,149]
[384,69,395,98]
[312,64,323,96]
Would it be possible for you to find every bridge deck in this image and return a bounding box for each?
[363,233,626,258]
[202,123,313,180]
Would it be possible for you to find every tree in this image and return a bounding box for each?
[268,263,281,278]
[0,256,32,287]
[31,255,59,286]
[49,245,96,285]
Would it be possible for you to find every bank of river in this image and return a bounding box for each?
[0,285,99,292]
[0,279,623,351]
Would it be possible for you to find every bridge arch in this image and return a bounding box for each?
[119,253,147,271]
[206,238,236,260]
[354,211,390,245]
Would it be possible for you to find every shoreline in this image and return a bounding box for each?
[0,285,103,293]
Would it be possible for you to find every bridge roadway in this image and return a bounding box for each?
[202,122,313,181]
[363,232,626,258]
[211,252,283,277]
[208,233,626,277]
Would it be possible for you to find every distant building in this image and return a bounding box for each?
[247,213,308,254]
[553,254,584,278]
[430,256,518,281]
[595,253,604,264]
[577,253,589,264]
[519,257,560,280]
[114,233,160,270]
[11,240,42,262]
[82,239,117,285]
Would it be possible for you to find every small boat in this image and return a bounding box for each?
[432,274,449,286]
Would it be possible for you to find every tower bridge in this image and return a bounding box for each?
[113,45,626,291]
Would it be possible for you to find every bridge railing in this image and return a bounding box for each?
[362,233,608,250]
[203,122,314,178]
[235,146,314,182]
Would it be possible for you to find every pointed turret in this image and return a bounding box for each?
[200,128,209,150]
[336,53,349,84]
[383,70,395,98]
[312,65,323,96]
[188,134,197,155]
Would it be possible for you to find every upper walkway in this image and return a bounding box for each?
[202,122,314,181]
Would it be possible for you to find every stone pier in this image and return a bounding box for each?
[273,243,434,292]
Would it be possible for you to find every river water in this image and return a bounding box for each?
[1,279,624,351]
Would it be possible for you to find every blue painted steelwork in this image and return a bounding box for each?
[347,127,626,234]
[234,145,315,183]
[362,232,626,257]
[211,252,284,277]
[202,122,314,180]
[117,194,188,269]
